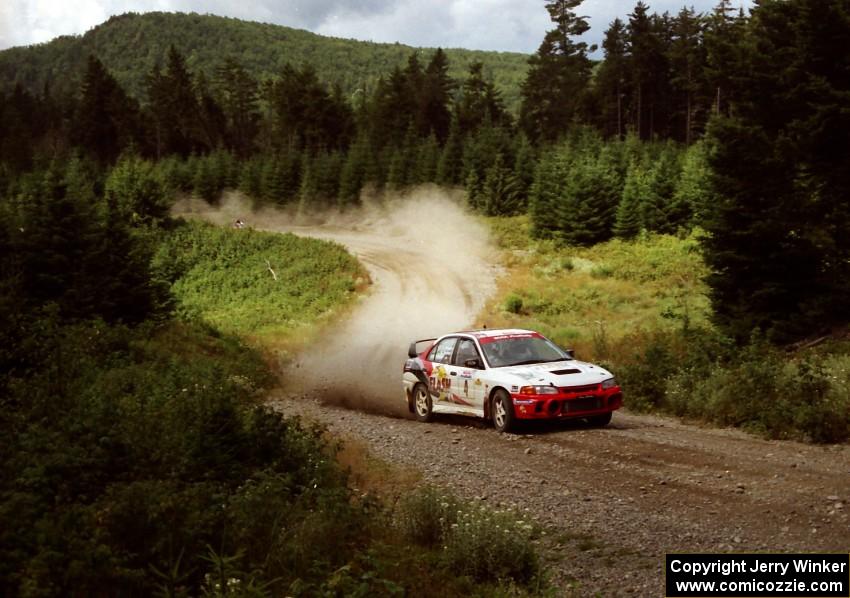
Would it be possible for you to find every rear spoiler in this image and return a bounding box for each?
[408,338,437,358]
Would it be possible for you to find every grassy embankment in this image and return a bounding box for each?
[154,219,370,355]
[481,215,850,443]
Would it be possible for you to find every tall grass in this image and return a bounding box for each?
[153,220,368,340]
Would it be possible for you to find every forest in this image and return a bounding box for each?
[1,0,850,594]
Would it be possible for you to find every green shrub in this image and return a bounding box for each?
[504,293,524,314]
[396,486,540,585]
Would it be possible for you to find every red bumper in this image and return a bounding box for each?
[510,387,623,420]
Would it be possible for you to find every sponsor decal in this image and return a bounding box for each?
[474,378,483,386]
[510,385,519,393]
[478,332,543,344]
[461,370,473,379]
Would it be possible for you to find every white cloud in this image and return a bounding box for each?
[0,0,753,52]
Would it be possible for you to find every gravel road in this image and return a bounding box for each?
[182,190,850,595]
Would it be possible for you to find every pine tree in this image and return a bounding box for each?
[596,19,630,139]
[673,140,714,227]
[669,7,707,144]
[520,0,593,142]
[436,114,464,185]
[105,153,169,225]
[338,134,375,206]
[703,0,850,342]
[215,58,260,157]
[415,134,440,184]
[481,154,523,216]
[73,55,140,163]
[528,148,569,239]
[421,49,454,141]
[614,161,648,238]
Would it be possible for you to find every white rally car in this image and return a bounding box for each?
[402,329,622,432]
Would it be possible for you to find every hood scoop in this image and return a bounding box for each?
[550,368,581,375]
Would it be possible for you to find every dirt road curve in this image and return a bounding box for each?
[184,191,850,596]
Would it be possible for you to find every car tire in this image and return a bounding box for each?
[491,389,515,433]
[413,383,433,422]
[587,412,612,427]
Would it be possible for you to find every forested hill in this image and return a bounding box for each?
[0,11,529,110]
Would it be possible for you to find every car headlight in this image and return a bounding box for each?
[601,377,618,390]
[519,385,558,395]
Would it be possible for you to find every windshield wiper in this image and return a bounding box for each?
[509,359,546,366]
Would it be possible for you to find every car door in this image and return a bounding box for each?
[425,336,458,406]
[451,337,487,414]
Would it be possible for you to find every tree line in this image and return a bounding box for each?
[2,0,849,343]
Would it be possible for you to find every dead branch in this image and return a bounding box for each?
[264,259,278,281]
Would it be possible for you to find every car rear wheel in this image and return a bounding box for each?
[491,389,515,433]
[413,383,433,422]
[587,412,612,427]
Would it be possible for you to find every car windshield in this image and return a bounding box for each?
[480,335,570,368]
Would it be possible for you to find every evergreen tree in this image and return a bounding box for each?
[627,2,670,140]
[420,49,454,141]
[105,153,170,225]
[144,46,205,157]
[415,134,440,184]
[215,58,260,157]
[512,133,537,209]
[529,149,569,238]
[520,0,593,142]
[704,0,850,342]
[673,140,714,227]
[436,114,464,185]
[457,62,508,135]
[338,134,375,206]
[481,154,523,216]
[614,161,648,238]
[13,160,163,323]
[73,55,140,163]
[596,18,630,139]
[704,0,745,116]
[669,7,707,144]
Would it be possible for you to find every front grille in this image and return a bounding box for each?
[560,384,600,394]
[563,396,602,413]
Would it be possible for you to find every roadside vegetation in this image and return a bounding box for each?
[0,156,547,595]
[153,220,367,341]
[483,216,850,443]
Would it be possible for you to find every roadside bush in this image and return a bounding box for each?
[504,293,524,315]
[665,345,850,443]
[396,486,540,585]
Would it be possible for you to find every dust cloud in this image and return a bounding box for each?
[174,186,500,417]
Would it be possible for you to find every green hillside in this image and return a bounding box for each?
[0,11,529,111]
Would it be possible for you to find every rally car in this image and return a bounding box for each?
[402,329,622,432]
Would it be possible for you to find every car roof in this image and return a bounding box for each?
[456,328,539,340]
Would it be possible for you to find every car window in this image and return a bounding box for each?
[481,336,569,368]
[427,337,458,364]
[453,338,482,368]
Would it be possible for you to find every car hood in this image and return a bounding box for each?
[494,360,612,388]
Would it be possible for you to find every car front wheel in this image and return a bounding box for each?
[491,389,515,433]
[413,383,433,422]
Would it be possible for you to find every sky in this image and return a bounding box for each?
[0,0,752,54]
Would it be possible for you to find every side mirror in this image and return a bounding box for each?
[564,348,575,359]
[464,358,482,370]
[408,342,418,358]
